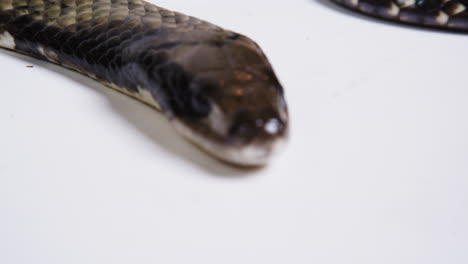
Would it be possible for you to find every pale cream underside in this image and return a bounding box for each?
[0,31,15,50]
[172,120,286,166]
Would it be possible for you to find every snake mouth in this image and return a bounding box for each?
[170,95,289,166]
[172,117,288,167]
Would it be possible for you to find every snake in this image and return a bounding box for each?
[1,0,462,167]
[331,0,468,31]
[0,0,289,166]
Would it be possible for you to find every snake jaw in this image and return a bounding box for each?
[169,91,288,166]
[170,84,288,166]
[170,92,288,166]
[172,117,288,167]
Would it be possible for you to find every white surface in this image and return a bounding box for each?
[1,0,468,263]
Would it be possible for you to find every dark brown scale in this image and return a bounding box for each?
[358,0,385,14]
[415,0,442,11]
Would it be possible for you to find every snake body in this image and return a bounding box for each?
[332,0,468,31]
[0,0,288,166]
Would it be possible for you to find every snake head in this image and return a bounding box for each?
[146,31,288,166]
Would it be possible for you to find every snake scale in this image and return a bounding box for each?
[0,0,464,167]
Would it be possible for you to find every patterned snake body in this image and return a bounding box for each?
[332,0,468,31]
[0,0,288,166]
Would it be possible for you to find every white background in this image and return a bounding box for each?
[1,0,467,263]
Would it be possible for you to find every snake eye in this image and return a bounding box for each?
[189,92,211,118]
